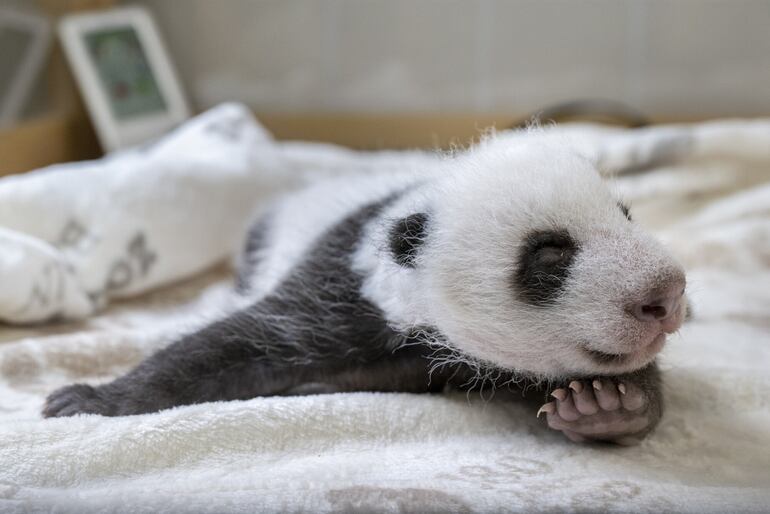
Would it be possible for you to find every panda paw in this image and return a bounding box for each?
[42,383,113,418]
[537,378,652,445]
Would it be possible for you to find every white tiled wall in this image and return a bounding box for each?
[135,0,770,117]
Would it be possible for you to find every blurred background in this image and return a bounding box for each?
[2,0,770,172]
[140,0,770,117]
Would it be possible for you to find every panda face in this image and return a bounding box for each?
[417,139,687,379]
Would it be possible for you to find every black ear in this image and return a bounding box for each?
[389,213,429,267]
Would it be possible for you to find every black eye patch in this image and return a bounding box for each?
[618,202,632,221]
[389,212,429,267]
[513,229,578,306]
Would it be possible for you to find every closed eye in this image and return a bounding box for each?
[528,230,575,252]
[534,245,570,265]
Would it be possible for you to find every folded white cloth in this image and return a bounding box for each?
[0,104,283,322]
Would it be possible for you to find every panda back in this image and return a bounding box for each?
[237,172,422,300]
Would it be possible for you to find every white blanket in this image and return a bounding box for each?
[1,111,769,513]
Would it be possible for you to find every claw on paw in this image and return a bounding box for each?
[551,388,568,401]
[537,402,556,418]
[568,380,584,393]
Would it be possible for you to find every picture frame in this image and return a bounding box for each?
[0,8,52,128]
[58,6,190,152]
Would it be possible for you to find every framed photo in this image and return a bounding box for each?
[58,6,190,152]
[0,8,52,127]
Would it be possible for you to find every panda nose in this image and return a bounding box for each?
[630,283,685,328]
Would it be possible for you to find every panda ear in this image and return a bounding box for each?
[389,212,429,267]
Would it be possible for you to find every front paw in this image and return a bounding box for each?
[537,378,653,445]
[43,383,114,418]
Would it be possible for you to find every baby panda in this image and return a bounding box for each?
[43,137,687,445]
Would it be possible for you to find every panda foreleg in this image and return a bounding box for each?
[41,305,346,417]
[537,362,663,445]
[42,301,440,417]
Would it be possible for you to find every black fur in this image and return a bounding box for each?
[235,213,271,293]
[513,229,578,306]
[389,213,429,267]
[44,199,469,416]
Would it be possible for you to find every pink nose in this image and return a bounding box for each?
[630,283,685,326]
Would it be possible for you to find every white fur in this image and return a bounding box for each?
[244,135,687,379]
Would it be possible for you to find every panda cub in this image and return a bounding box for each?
[44,137,687,445]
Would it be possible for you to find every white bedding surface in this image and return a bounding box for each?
[2,131,770,513]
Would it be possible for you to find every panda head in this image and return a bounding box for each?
[382,138,686,379]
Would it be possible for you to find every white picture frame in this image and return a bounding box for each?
[58,6,190,152]
[0,8,52,127]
